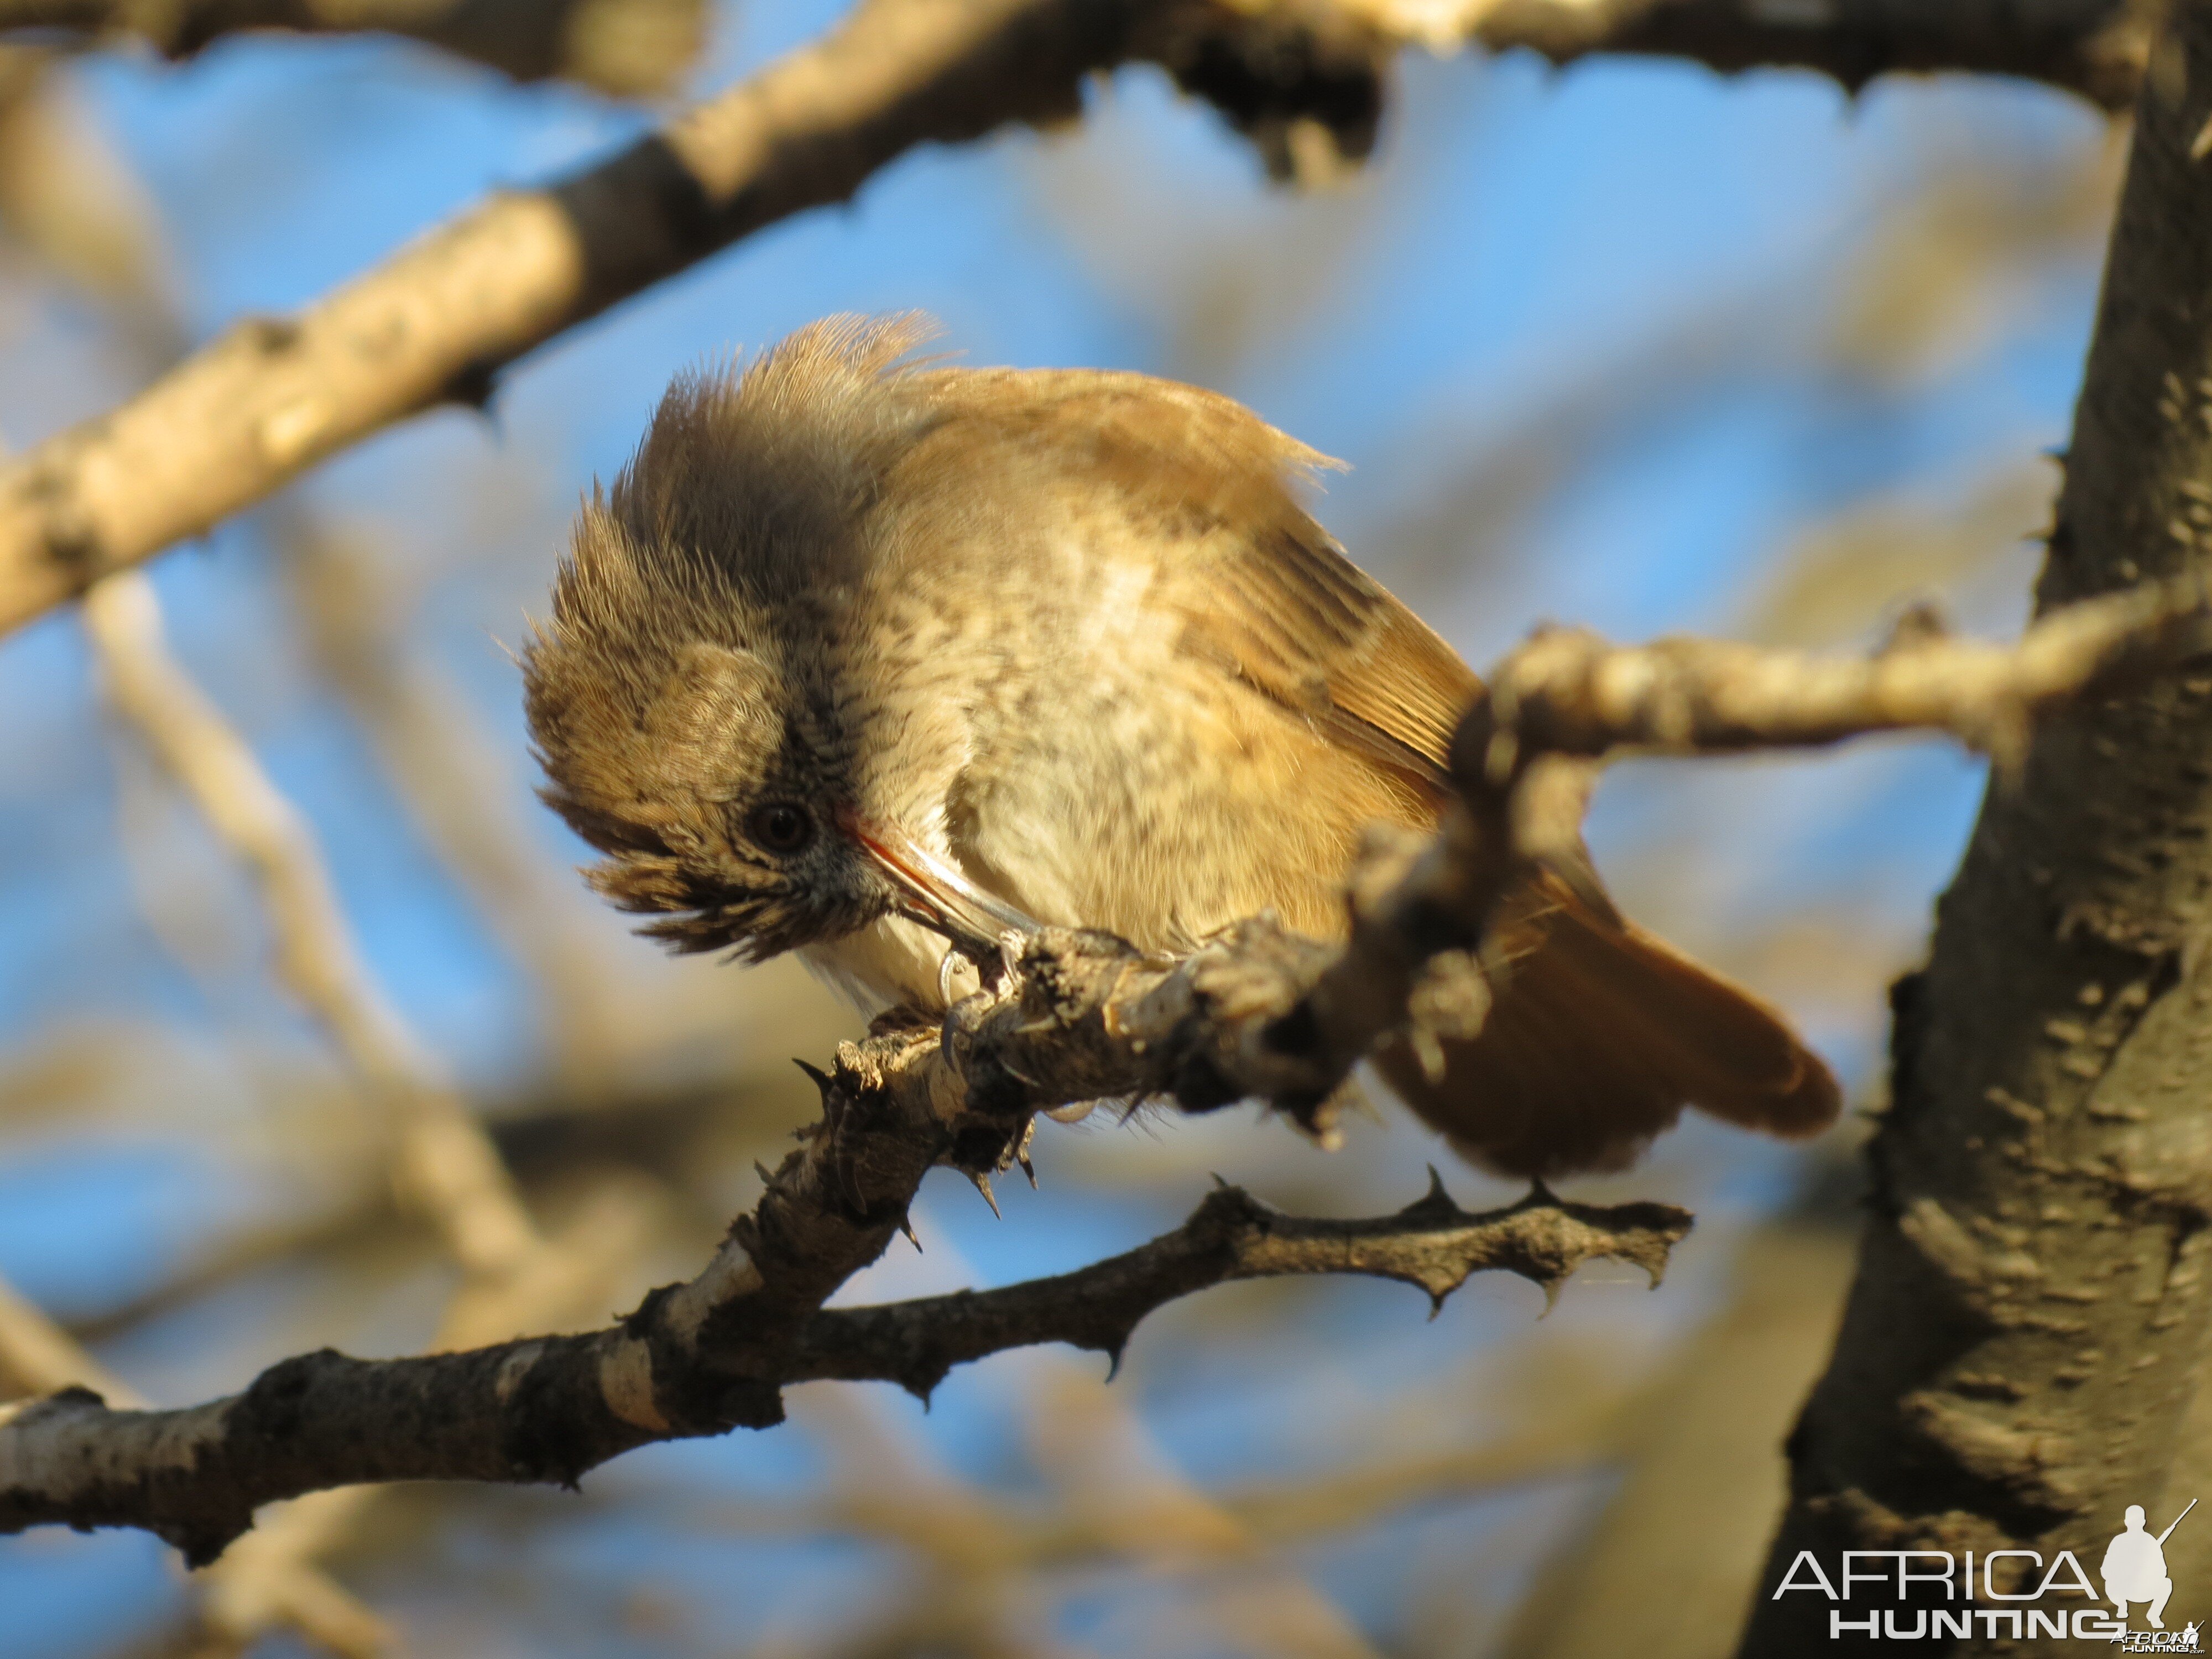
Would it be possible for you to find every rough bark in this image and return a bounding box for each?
[1743,6,2212,1653]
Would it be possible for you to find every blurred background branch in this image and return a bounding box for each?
[0,0,709,97]
[76,560,664,1656]
[0,0,2147,640]
[82,568,540,1283]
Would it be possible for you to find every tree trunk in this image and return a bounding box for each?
[1743,6,2212,1653]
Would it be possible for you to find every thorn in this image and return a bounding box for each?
[1427,1290,1447,1322]
[1211,1171,1232,1190]
[899,1213,922,1251]
[792,1057,834,1100]
[1880,599,1950,654]
[443,357,499,414]
[1018,1155,1037,1189]
[1400,1169,1456,1222]
[1538,1274,1564,1316]
[1102,1337,1129,1382]
[754,1161,774,1186]
[968,1169,1001,1218]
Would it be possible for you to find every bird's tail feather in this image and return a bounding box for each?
[1376,874,1839,1180]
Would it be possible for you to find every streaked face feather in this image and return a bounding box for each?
[522,315,973,963]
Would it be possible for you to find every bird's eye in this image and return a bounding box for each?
[748,801,813,854]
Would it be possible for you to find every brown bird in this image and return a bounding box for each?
[523,315,1838,1178]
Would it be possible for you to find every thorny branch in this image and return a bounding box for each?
[1141,571,2212,1144]
[0,0,2161,640]
[0,1170,1684,1564]
[4,576,2209,1558]
[784,1177,1688,1397]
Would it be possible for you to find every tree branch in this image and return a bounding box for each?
[0,0,711,97]
[1463,573,2212,769]
[786,1177,1688,1397]
[0,0,2157,643]
[1441,0,2155,112]
[0,1271,393,1658]
[0,0,1392,638]
[1232,575,2212,1143]
[0,1176,1684,1563]
[82,565,676,1655]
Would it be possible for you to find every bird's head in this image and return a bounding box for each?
[523,316,1031,963]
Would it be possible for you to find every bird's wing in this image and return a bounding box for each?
[927,364,1477,794]
[1172,514,1479,797]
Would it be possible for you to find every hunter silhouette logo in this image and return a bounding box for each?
[2104,1501,2193,1631]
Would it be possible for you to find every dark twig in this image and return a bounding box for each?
[787,1176,1690,1398]
[0,1166,1683,1561]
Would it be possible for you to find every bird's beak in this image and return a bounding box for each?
[837,809,1039,957]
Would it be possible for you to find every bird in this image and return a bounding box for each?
[522,314,1839,1179]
